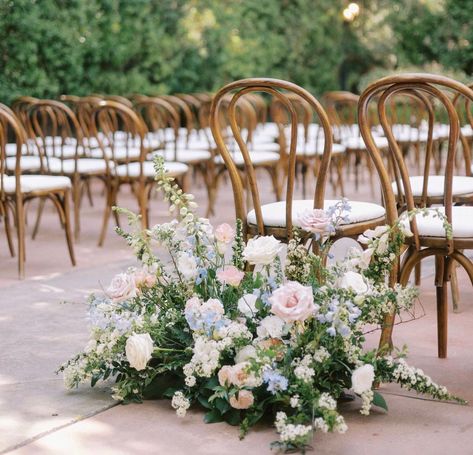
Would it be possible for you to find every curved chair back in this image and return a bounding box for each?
[210,78,333,238]
[358,73,473,253]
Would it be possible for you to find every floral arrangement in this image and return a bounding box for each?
[60,157,463,452]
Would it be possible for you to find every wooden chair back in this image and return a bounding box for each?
[210,78,333,238]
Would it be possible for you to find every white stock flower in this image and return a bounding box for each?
[177,253,198,280]
[337,271,368,294]
[242,236,282,265]
[235,345,257,364]
[351,364,375,395]
[237,294,258,318]
[125,333,154,371]
[256,315,285,339]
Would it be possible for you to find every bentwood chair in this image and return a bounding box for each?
[210,78,386,242]
[358,73,473,358]
[88,100,189,245]
[0,104,75,277]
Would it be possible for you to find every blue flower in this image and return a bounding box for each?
[326,326,337,337]
[263,369,288,394]
[195,268,208,285]
[260,292,271,307]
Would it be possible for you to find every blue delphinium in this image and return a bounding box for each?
[263,369,289,394]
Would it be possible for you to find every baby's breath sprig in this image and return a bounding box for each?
[153,156,197,218]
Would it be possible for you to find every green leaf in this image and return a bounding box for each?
[224,409,241,426]
[203,376,219,390]
[372,391,388,411]
[204,409,224,424]
[197,395,212,409]
[214,397,230,414]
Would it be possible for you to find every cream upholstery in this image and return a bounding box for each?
[247,199,385,228]
[5,156,60,172]
[49,158,111,174]
[296,142,345,156]
[341,135,389,150]
[90,146,142,160]
[2,175,72,193]
[392,175,473,198]
[116,161,188,178]
[152,150,211,163]
[461,125,473,138]
[402,206,473,238]
[214,151,280,166]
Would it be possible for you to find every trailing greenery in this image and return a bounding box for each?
[0,0,470,106]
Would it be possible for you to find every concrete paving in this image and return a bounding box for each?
[1,170,473,454]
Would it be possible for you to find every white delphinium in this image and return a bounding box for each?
[293,355,315,383]
[360,389,374,415]
[171,391,190,417]
[188,337,222,377]
[318,392,337,411]
[177,252,198,280]
[290,395,300,408]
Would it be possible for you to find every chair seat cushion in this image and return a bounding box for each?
[402,206,473,238]
[296,142,345,156]
[214,151,280,166]
[90,147,142,160]
[341,135,389,150]
[116,161,188,178]
[3,175,72,193]
[5,156,60,172]
[152,150,211,163]
[247,199,386,228]
[393,175,473,198]
[49,158,111,174]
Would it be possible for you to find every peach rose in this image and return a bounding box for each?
[217,266,245,287]
[134,269,157,289]
[215,223,235,243]
[269,281,317,323]
[218,365,233,386]
[297,208,331,234]
[229,390,254,409]
[106,273,137,302]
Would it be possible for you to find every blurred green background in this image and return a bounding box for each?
[0,0,471,104]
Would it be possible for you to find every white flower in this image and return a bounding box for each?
[177,253,198,280]
[106,273,137,302]
[256,315,285,339]
[185,375,196,387]
[290,395,300,408]
[235,345,257,364]
[337,271,368,294]
[351,364,375,394]
[237,294,258,318]
[125,333,154,371]
[242,236,282,265]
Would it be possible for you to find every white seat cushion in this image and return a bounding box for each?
[247,199,386,228]
[49,158,111,174]
[90,146,142,160]
[461,125,473,138]
[152,150,211,163]
[250,142,281,153]
[296,142,345,156]
[5,156,59,172]
[2,175,72,193]
[214,151,280,166]
[393,175,473,198]
[341,135,389,150]
[116,161,188,178]
[402,207,473,238]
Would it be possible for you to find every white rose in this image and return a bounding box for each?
[235,345,257,364]
[256,315,285,339]
[337,271,368,294]
[358,225,389,244]
[106,273,137,302]
[237,294,258,318]
[177,253,198,280]
[125,333,154,371]
[351,364,375,394]
[242,236,282,265]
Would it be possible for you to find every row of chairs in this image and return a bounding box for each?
[208,74,473,359]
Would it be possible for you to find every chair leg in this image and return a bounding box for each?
[98,181,116,247]
[414,262,421,286]
[73,177,81,241]
[450,261,460,313]
[2,202,15,257]
[435,255,448,358]
[268,166,281,201]
[62,190,76,266]
[16,197,26,279]
[32,197,46,240]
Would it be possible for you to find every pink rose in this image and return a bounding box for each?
[134,269,157,289]
[217,266,245,287]
[269,281,317,323]
[229,390,254,409]
[215,223,235,243]
[218,365,233,386]
[106,273,137,302]
[297,209,331,234]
